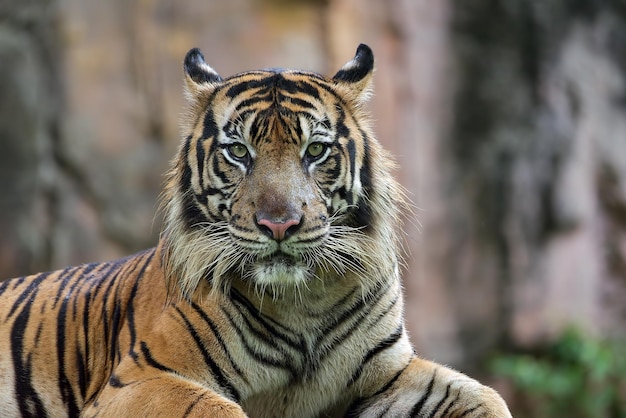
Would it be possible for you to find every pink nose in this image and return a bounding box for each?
[256,218,301,241]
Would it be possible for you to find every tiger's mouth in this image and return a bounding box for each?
[264,251,297,265]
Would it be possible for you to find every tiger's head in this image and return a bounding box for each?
[162,44,403,299]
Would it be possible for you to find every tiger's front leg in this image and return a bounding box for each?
[82,368,246,418]
[348,356,512,418]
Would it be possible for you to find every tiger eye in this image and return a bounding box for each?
[306,142,325,158]
[228,143,248,159]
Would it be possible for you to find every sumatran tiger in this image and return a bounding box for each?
[0,44,511,417]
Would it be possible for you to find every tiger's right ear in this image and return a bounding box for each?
[183,48,223,98]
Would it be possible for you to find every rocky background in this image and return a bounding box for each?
[1,0,625,412]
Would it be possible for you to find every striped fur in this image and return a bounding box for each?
[0,45,511,417]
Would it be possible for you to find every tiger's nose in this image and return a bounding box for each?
[255,216,302,241]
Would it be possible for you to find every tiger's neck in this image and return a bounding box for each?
[216,265,399,326]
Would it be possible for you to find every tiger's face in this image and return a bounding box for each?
[163,45,394,297]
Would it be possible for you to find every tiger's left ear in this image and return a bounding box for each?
[332,44,374,104]
[183,48,223,99]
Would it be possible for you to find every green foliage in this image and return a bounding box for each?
[490,329,626,418]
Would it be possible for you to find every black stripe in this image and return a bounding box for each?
[334,104,349,139]
[110,258,144,369]
[199,186,229,199]
[344,359,409,418]
[369,291,401,325]
[228,223,256,234]
[410,369,437,417]
[125,250,156,363]
[344,398,370,418]
[10,276,27,291]
[292,79,321,100]
[347,138,357,193]
[196,135,206,190]
[109,299,123,369]
[459,404,482,417]
[175,307,240,402]
[69,264,99,322]
[79,266,105,395]
[233,93,273,113]
[428,382,453,418]
[291,234,326,245]
[307,287,357,318]
[221,307,295,375]
[316,280,391,353]
[212,153,233,185]
[348,325,403,385]
[230,236,263,246]
[179,136,193,194]
[183,393,207,418]
[0,277,12,298]
[202,109,219,142]
[99,262,125,345]
[440,391,460,417]
[216,203,228,218]
[223,117,243,138]
[230,289,303,350]
[11,291,49,418]
[280,96,315,110]
[333,186,351,205]
[140,341,175,373]
[51,266,79,309]
[230,303,299,360]
[353,127,373,229]
[56,288,80,417]
[34,322,44,346]
[307,78,352,108]
[76,344,88,400]
[179,138,209,230]
[374,363,407,397]
[225,78,267,98]
[247,112,261,142]
[7,272,51,319]
[182,194,208,230]
[316,289,366,335]
[108,374,126,388]
[191,302,247,381]
[273,74,302,94]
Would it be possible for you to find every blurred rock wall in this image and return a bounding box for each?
[446,0,626,367]
[0,0,64,277]
[1,0,625,373]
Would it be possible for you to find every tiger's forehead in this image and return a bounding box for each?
[210,70,336,145]
[222,69,327,93]
[217,71,329,109]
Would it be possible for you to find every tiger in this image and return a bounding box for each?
[0,44,511,417]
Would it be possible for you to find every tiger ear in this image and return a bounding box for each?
[332,44,374,103]
[183,48,223,98]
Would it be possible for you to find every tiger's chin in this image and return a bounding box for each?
[251,255,312,288]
